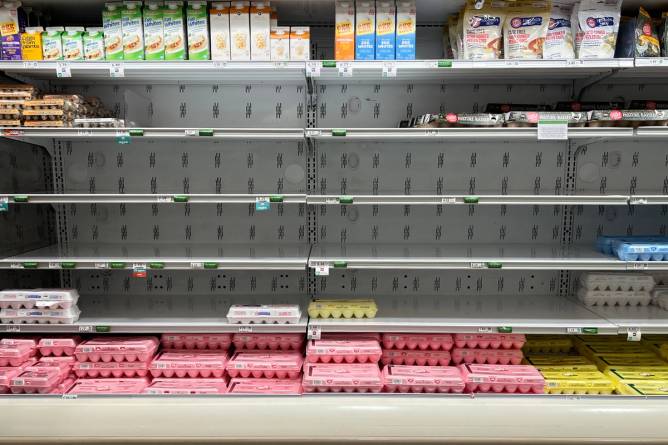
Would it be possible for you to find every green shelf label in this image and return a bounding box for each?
[582,327,599,335]
[13,195,29,203]
[109,262,126,269]
[60,262,76,269]
[116,135,131,145]
[338,196,353,204]
[322,60,336,68]
[149,262,165,269]
[173,195,189,203]
[22,262,38,269]
[464,196,479,204]
[129,129,144,136]
[198,129,214,137]
[203,262,219,269]
[333,261,348,268]
[95,326,111,333]
[497,326,513,333]
[438,60,452,68]
[486,262,503,269]
[269,195,284,203]
[332,129,347,137]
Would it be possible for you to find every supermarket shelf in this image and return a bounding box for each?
[0,193,305,204]
[306,195,631,206]
[0,244,310,270]
[587,303,668,335]
[634,126,668,138]
[1,127,305,140]
[308,244,668,270]
[2,395,668,444]
[308,127,634,140]
[308,294,617,335]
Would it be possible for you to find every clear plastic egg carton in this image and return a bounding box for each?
[451,348,524,365]
[38,337,82,356]
[0,289,79,310]
[382,365,465,393]
[523,336,573,354]
[459,364,545,393]
[578,273,656,292]
[232,333,304,351]
[652,286,668,311]
[227,378,303,395]
[307,299,377,319]
[381,334,453,351]
[10,368,68,394]
[0,343,36,366]
[227,350,303,379]
[302,363,383,393]
[144,378,229,395]
[74,360,151,378]
[75,337,159,363]
[161,333,232,350]
[67,378,150,395]
[0,307,80,324]
[454,333,526,349]
[577,289,652,307]
[226,304,302,324]
[381,349,451,366]
[149,350,229,378]
[306,339,381,364]
[73,118,125,128]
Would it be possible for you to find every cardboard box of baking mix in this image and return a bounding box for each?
[230,1,250,60]
[335,0,354,60]
[355,1,375,60]
[289,26,309,60]
[396,0,416,59]
[210,2,231,60]
[375,0,396,60]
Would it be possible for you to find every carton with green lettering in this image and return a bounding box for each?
[187,1,209,60]
[122,1,145,59]
[163,1,185,59]
[42,27,64,60]
[63,27,85,60]
[103,2,124,60]
[84,27,106,60]
[144,1,164,60]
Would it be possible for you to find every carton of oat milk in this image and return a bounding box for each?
[250,1,270,60]
[270,25,289,60]
[210,2,231,60]
[230,1,250,60]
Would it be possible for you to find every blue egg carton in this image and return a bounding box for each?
[612,239,668,262]
[596,235,668,256]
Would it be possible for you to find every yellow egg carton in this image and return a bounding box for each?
[534,364,600,373]
[542,371,616,395]
[525,354,593,366]
[576,343,653,361]
[616,380,668,395]
[594,354,668,371]
[523,336,573,354]
[307,299,378,319]
[642,341,668,361]
[605,367,668,383]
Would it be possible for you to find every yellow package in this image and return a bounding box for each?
[20,26,44,60]
[463,0,506,60]
[642,341,668,360]
[542,371,615,395]
[525,354,593,366]
[605,368,668,381]
[594,354,668,371]
[617,380,668,395]
[534,364,599,372]
[523,335,573,353]
[576,342,653,360]
[308,299,377,319]
[503,0,550,59]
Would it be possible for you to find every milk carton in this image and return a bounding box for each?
[396,0,415,59]
[83,27,106,60]
[20,26,43,60]
[187,1,209,59]
[63,27,85,60]
[335,1,354,60]
[144,1,164,60]
[230,1,250,60]
[210,2,231,60]
[103,2,124,60]
[122,1,145,59]
[42,27,63,60]
[355,1,375,60]
[163,1,185,59]
[270,26,289,60]
[375,1,396,60]
[250,1,270,60]
[0,1,22,60]
[289,26,309,60]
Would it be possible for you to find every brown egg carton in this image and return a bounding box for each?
[587,110,668,127]
[504,111,588,128]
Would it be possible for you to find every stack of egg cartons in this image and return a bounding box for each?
[0,84,36,127]
[144,334,231,395]
[1,338,38,394]
[302,333,382,393]
[651,274,668,310]
[612,334,668,395]
[0,289,81,324]
[459,363,545,394]
[577,273,655,307]
[70,336,158,394]
[451,333,526,366]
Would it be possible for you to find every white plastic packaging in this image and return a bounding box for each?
[463,1,505,60]
[503,1,550,60]
[544,2,575,59]
[577,0,621,59]
[226,304,301,324]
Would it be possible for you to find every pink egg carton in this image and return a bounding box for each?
[459,364,545,393]
[144,378,229,395]
[381,349,451,366]
[26,360,71,375]
[10,368,66,394]
[75,336,159,362]
[38,336,82,356]
[232,333,304,351]
[453,333,526,349]
[67,378,150,395]
[227,350,303,379]
[0,343,35,366]
[50,375,77,394]
[150,350,229,378]
[382,365,466,393]
[381,334,454,351]
[451,348,524,365]
[0,289,79,310]
[228,378,302,395]
[39,355,76,367]
[1,337,39,350]
[321,333,382,341]
[74,360,151,378]
[302,363,383,393]
[0,359,37,393]
[305,339,382,364]
[161,333,232,350]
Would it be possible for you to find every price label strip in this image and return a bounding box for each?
[255,197,270,211]
[308,325,322,340]
[306,61,321,77]
[627,328,641,342]
[382,62,397,78]
[537,120,568,141]
[313,262,330,276]
[109,62,125,78]
[132,264,147,278]
[0,197,8,212]
[338,62,353,77]
[56,62,71,78]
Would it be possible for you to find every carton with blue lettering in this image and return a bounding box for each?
[503,0,550,59]
[396,0,416,59]
[375,1,396,60]
[355,1,375,60]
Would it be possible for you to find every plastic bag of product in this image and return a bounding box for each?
[443,24,453,58]
[503,0,551,60]
[463,0,506,60]
[635,7,660,57]
[615,16,636,58]
[456,9,465,58]
[571,1,583,57]
[577,0,622,59]
[662,12,668,57]
[544,2,575,59]
[448,14,459,58]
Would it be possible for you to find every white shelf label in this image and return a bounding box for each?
[109,62,125,78]
[627,262,650,270]
[155,195,172,203]
[10,263,22,269]
[424,129,439,136]
[478,327,493,333]
[338,62,353,77]
[382,62,397,78]
[184,129,197,136]
[56,62,71,78]
[190,262,204,269]
[308,325,322,340]
[629,198,648,205]
[325,197,339,204]
[537,121,568,140]
[95,262,109,269]
[5,325,20,333]
[305,129,322,137]
[76,129,93,136]
[470,262,486,269]
[78,325,94,333]
[627,327,641,342]
[22,61,39,69]
[61,394,77,400]
[313,262,330,276]
[213,61,227,68]
[306,61,321,77]
[48,262,60,269]
[238,326,253,333]
[566,327,582,334]
[273,61,288,69]
[441,197,457,204]
[565,59,584,67]
[639,58,668,66]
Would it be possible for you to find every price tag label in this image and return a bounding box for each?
[629,198,648,205]
[305,129,322,137]
[537,120,568,140]
[313,262,330,276]
[56,62,71,78]
[2,129,24,137]
[78,325,94,333]
[132,263,147,278]
[185,129,197,136]
[5,325,20,333]
[382,62,397,78]
[155,195,172,203]
[95,262,109,269]
[0,197,8,212]
[255,197,270,211]
[566,327,582,334]
[77,129,93,137]
[190,262,204,269]
[565,59,584,67]
[306,61,321,77]
[238,326,253,333]
[441,197,457,204]
[109,62,125,78]
[61,394,78,400]
[338,62,353,77]
[213,61,227,68]
[478,327,493,333]
[308,325,322,340]
[273,61,288,69]
[470,262,486,269]
[325,197,339,204]
[424,129,439,136]
[48,262,60,269]
[10,263,22,269]
[627,262,649,270]
[627,327,641,342]
[22,61,39,69]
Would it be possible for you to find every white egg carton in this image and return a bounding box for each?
[651,286,668,311]
[578,273,655,292]
[226,304,301,324]
[0,289,79,310]
[653,274,668,286]
[577,289,652,307]
[0,307,81,324]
